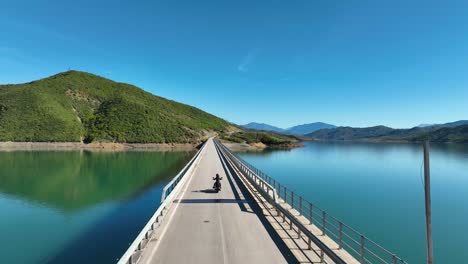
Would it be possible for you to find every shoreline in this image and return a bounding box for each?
[222,141,303,152]
[0,140,305,152]
[0,142,198,152]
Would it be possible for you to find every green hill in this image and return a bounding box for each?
[409,125,468,143]
[220,130,301,149]
[306,126,394,141]
[0,71,229,143]
[306,125,468,143]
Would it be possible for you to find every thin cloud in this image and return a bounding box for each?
[237,48,259,72]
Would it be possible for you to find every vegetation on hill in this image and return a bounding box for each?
[221,130,301,147]
[409,125,468,143]
[306,125,468,143]
[0,71,229,143]
[306,126,394,141]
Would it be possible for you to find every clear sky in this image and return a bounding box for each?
[1,0,467,128]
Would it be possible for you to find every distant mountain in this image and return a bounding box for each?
[307,123,468,143]
[307,126,393,141]
[242,122,285,133]
[242,122,336,135]
[415,120,468,129]
[410,125,468,143]
[438,120,468,128]
[286,122,336,135]
[417,124,436,128]
[0,71,229,143]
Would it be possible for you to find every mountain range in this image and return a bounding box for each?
[241,123,285,133]
[244,120,468,143]
[242,122,336,135]
[306,122,468,143]
[416,120,468,129]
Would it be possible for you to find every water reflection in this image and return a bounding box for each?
[0,151,193,211]
[0,150,194,264]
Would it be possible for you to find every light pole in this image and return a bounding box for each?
[423,140,433,264]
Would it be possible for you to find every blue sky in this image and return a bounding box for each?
[1,0,467,128]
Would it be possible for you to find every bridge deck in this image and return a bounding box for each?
[139,138,296,264]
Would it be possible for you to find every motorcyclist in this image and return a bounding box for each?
[213,173,222,191]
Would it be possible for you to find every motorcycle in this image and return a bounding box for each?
[213,174,222,192]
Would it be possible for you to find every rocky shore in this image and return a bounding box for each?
[0,142,197,151]
[223,141,303,152]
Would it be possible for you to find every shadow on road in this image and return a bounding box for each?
[192,188,218,193]
[175,198,251,204]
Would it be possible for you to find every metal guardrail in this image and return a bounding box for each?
[160,143,206,203]
[117,140,208,264]
[215,139,407,264]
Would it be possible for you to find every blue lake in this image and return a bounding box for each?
[0,150,193,264]
[239,142,468,264]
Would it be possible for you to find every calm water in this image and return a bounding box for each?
[239,142,468,264]
[0,150,193,264]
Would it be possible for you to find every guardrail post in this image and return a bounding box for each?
[338,222,343,249]
[284,186,287,202]
[322,211,326,236]
[309,203,313,224]
[392,255,397,264]
[360,235,365,263]
[291,192,294,209]
[299,196,303,215]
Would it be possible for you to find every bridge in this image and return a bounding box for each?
[117,138,406,264]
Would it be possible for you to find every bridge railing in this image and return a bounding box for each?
[160,143,206,203]
[215,139,407,264]
[117,140,208,264]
